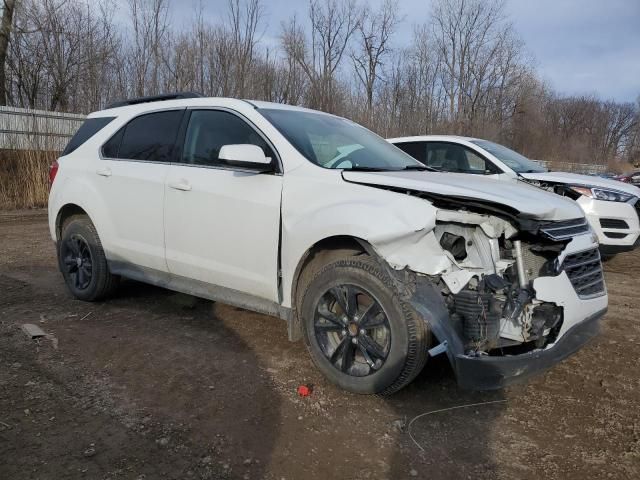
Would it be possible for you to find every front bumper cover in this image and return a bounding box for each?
[407,273,607,391]
[578,196,640,251]
[599,235,640,256]
[454,308,606,390]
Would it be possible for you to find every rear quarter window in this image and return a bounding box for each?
[62,117,115,156]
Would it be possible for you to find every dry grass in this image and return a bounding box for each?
[0,149,57,210]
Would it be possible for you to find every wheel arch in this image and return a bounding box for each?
[287,234,377,341]
[55,203,91,241]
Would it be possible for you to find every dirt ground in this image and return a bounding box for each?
[0,210,638,480]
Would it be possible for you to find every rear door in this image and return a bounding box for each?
[96,109,184,273]
[164,108,282,301]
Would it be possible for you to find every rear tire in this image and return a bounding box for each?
[299,255,430,395]
[58,215,118,301]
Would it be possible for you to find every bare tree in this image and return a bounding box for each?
[282,0,361,112]
[228,0,263,97]
[5,0,119,111]
[127,0,169,96]
[0,0,16,105]
[350,0,400,121]
[431,0,523,133]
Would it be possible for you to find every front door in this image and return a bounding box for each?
[164,109,283,302]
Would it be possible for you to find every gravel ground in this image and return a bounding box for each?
[0,210,638,480]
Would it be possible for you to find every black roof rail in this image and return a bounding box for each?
[106,92,203,109]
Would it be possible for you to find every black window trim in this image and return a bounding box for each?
[172,106,283,175]
[99,107,187,164]
[99,106,283,175]
[395,140,505,175]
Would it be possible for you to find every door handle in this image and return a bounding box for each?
[168,180,192,191]
[96,167,112,177]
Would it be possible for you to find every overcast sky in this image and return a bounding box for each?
[113,0,640,103]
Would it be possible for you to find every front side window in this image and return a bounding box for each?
[471,139,547,173]
[258,108,423,171]
[103,110,184,162]
[424,142,498,174]
[181,110,275,168]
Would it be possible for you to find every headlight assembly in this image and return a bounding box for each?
[569,186,634,203]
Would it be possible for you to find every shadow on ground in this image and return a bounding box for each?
[0,275,282,479]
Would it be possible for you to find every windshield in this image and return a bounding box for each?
[258,108,424,170]
[471,139,547,173]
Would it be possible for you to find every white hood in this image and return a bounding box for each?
[342,170,584,221]
[521,171,640,197]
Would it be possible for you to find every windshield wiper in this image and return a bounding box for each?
[342,166,391,172]
[400,165,435,171]
[342,165,435,172]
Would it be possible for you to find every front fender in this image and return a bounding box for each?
[280,172,450,307]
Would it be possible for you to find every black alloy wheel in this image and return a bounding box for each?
[314,284,391,377]
[300,255,430,395]
[60,234,93,290]
[58,214,119,301]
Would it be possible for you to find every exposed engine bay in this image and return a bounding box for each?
[432,208,598,356]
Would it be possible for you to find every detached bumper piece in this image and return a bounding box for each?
[454,308,606,390]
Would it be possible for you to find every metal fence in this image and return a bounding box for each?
[536,160,608,175]
[0,106,86,151]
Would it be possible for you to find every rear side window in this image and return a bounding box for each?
[103,110,183,162]
[62,117,115,156]
[395,142,427,163]
[102,128,123,158]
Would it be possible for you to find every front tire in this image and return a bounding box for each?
[58,215,118,301]
[300,255,430,395]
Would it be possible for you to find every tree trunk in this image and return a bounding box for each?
[0,0,17,106]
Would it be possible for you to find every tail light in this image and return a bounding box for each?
[49,160,59,186]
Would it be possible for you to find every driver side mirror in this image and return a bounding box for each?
[218,144,272,170]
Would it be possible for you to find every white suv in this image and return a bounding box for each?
[49,94,608,394]
[389,135,640,256]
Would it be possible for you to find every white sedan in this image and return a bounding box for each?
[389,135,640,256]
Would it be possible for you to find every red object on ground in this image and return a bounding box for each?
[297,384,313,397]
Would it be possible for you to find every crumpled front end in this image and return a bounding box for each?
[376,207,608,390]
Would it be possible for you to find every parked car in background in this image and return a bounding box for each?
[389,136,640,256]
[48,95,607,394]
[593,173,618,180]
[614,171,640,186]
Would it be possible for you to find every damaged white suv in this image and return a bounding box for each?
[49,94,608,394]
